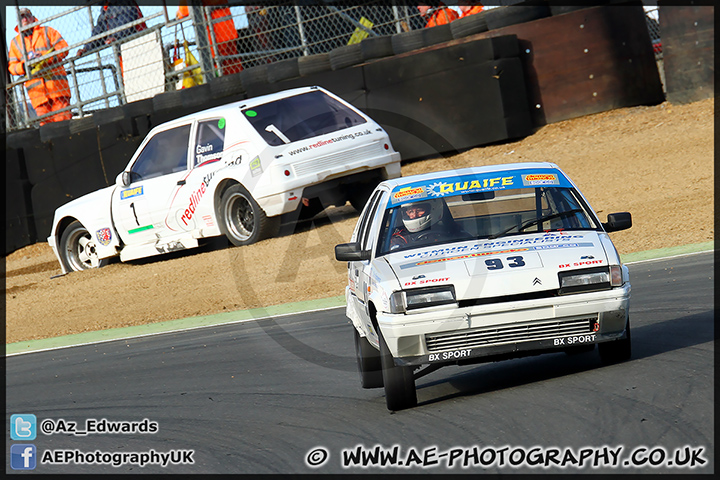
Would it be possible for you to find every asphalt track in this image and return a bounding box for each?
[5,243,714,474]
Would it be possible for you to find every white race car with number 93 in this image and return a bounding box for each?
[335,162,632,411]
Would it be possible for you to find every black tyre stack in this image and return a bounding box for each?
[364,34,533,160]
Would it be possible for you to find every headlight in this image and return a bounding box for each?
[389,286,456,313]
[558,267,615,295]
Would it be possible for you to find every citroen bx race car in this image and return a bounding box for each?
[335,162,632,411]
[48,86,401,273]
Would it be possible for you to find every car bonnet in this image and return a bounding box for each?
[384,231,611,299]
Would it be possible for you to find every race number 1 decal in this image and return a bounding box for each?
[130,202,140,226]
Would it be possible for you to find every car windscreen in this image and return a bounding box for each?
[377,172,599,256]
[241,90,367,146]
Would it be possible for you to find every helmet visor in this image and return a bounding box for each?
[401,202,430,220]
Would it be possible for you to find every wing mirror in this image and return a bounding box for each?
[602,212,632,232]
[335,242,370,261]
[118,171,132,187]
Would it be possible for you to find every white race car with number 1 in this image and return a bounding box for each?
[48,86,401,273]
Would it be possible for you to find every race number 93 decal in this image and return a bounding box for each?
[485,256,526,270]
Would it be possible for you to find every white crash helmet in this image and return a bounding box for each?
[400,200,443,233]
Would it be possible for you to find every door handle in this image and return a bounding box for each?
[354,269,359,277]
[177,180,186,185]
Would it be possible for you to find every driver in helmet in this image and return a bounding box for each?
[390,201,437,249]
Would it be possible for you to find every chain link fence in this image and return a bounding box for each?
[5,2,428,132]
[5,3,663,132]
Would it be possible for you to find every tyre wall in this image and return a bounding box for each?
[3,2,678,254]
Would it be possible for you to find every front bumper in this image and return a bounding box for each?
[376,284,631,367]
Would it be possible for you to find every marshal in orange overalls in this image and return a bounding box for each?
[8,9,72,125]
[177,0,242,76]
[418,4,459,28]
[460,4,484,18]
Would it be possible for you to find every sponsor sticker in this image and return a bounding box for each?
[428,349,473,362]
[387,169,572,207]
[120,186,143,200]
[403,276,449,287]
[558,259,605,268]
[250,156,263,177]
[553,334,597,346]
[522,173,560,186]
[96,228,112,246]
[391,186,427,204]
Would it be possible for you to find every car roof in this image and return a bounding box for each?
[378,162,563,191]
[154,86,325,127]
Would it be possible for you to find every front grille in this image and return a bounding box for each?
[425,316,597,353]
[292,142,381,177]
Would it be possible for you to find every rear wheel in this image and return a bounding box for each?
[599,319,632,364]
[354,328,383,389]
[348,183,375,212]
[219,184,279,246]
[59,220,109,272]
[379,331,417,411]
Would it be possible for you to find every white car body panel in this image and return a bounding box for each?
[48,186,120,259]
[48,86,401,273]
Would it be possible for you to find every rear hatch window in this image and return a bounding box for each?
[241,90,367,146]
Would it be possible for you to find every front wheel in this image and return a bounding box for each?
[354,328,383,389]
[379,331,417,411]
[218,184,279,246]
[599,319,632,364]
[59,220,109,272]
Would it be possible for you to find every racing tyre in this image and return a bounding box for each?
[267,57,300,83]
[355,329,383,389]
[451,11,489,39]
[599,320,632,365]
[391,29,425,55]
[329,43,363,71]
[348,183,375,212]
[219,184,279,246]
[59,220,109,272]
[422,22,453,46]
[379,331,417,411]
[298,53,331,76]
[360,35,394,61]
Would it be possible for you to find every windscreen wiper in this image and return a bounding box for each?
[488,208,583,239]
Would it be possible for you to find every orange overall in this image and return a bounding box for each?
[425,6,459,28]
[177,1,242,75]
[9,24,72,125]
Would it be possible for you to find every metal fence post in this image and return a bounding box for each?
[190,1,213,82]
[295,6,308,56]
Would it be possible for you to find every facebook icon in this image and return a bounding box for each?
[11,444,37,470]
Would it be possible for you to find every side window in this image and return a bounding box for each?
[359,191,384,252]
[353,190,380,244]
[132,125,191,181]
[194,119,226,166]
